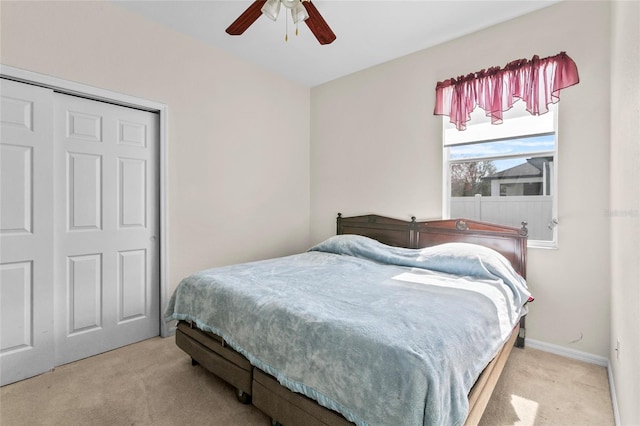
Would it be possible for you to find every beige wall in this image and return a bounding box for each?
[0,1,311,293]
[311,1,612,358]
[610,1,640,424]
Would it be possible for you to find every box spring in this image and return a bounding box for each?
[176,321,252,401]
[175,320,520,426]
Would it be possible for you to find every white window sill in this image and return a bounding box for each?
[528,241,558,250]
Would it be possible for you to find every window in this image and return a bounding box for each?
[443,102,558,247]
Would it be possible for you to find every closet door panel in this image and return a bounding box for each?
[0,79,55,386]
[54,93,159,366]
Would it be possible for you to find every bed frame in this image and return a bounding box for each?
[174,214,529,426]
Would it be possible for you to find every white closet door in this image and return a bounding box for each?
[0,79,55,385]
[53,93,159,365]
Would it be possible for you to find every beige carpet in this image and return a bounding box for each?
[1,337,614,426]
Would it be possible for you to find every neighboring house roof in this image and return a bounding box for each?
[483,157,551,181]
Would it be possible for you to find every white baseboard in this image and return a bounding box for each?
[525,338,608,366]
[525,339,619,425]
[607,359,621,426]
[164,320,177,336]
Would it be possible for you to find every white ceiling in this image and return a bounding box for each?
[116,0,559,87]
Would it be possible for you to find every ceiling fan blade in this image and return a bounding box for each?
[302,1,336,45]
[226,0,267,35]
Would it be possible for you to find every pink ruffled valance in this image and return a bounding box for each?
[434,52,579,131]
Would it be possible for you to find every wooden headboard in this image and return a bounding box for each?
[337,213,528,278]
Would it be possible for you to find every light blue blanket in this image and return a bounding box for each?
[165,235,531,426]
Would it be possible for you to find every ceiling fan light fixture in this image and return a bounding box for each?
[290,1,309,24]
[261,0,281,21]
[227,0,336,45]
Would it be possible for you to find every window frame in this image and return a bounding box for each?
[442,105,559,249]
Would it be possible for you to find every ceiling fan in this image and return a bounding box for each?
[226,0,336,45]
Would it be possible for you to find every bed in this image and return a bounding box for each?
[166,214,531,426]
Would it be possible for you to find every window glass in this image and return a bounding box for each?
[444,106,557,246]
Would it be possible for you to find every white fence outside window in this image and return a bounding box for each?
[450,195,553,241]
